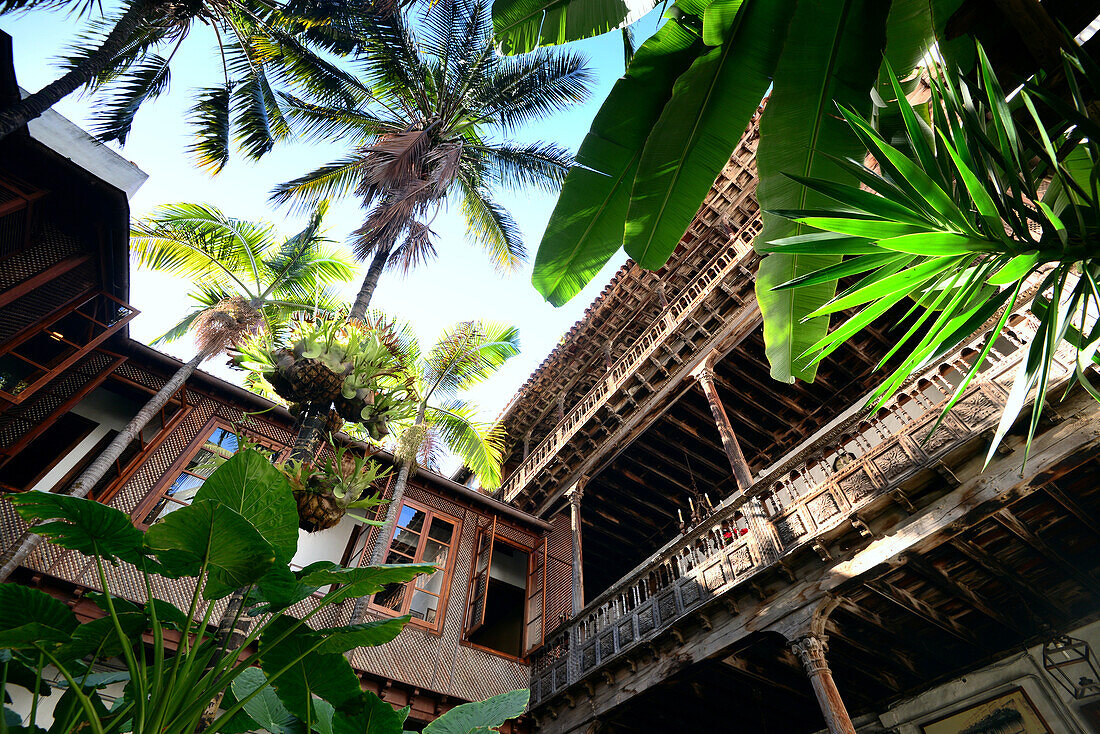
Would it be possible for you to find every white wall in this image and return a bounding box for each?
[291,516,359,569]
[6,664,128,727]
[853,618,1100,734]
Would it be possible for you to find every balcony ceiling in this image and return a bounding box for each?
[580,300,918,599]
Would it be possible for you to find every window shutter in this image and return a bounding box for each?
[525,536,548,653]
[465,516,496,635]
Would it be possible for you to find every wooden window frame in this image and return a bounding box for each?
[460,528,536,662]
[0,291,138,404]
[132,416,285,528]
[368,497,461,634]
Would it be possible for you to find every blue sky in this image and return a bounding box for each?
[1,8,662,446]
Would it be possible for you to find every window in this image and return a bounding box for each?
[0,292,137,403]
[137,421,281,526]
[463,522,530,659]
[371,500,458,631]
[0,376,185,500]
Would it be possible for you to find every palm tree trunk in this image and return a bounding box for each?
[348,460,410,623]
[290,402,331,461]
[0,0,158,139]
[0,350,207,581]
[348,245,391,321]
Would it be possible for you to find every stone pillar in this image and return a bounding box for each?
[693,355,778,564]
[790,635,856,734]
[567,479,587,616]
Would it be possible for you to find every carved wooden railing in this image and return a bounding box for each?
[529,303,1066,708]
[500,241,757,503]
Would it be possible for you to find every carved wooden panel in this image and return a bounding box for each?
[773,510,807,547]
[703,560,727,590]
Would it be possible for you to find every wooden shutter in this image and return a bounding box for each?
[465,516,496,635]
[525,536,548,653]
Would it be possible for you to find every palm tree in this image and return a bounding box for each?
[271,0,594,319]
[0,0,361,160]
[0,202,356,581]
[350,320,519,621]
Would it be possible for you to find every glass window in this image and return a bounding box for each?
[371,501,457,630]
[139,423,279,525]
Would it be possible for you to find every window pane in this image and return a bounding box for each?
[422,539,449,569]
[416,569,445,595]
[373,583,405,611]
[144,472,205,524]
[427,517,455,545]
[408,589,439,623]
[184,449,221,478]
[384,550,414,565]
[390,527,420,558]
[397,506,425,533]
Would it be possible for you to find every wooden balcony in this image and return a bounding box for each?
[527,300,1066,712]
[500,239,762,509]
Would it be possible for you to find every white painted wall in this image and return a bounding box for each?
[6,664,128,727]
[849,618,1100,734]
[291,516,359,569]
[28,384,150,494]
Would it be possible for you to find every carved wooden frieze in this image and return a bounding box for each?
[773,510,807,547]
[728,545,753,575]
[837,468,878,504]
[703,559,728,590]
[637,603,656,636]
[680,578,702,607]
[618,619,635,648]
[581,642,597,671]
[657,591,678,624]
[599,631,615,660]
[808,490,842,524]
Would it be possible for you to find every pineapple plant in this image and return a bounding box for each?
[281,441,391,532]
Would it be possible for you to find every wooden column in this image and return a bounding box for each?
[523,430,532,459]
[557,394,567,423]
[693,354,778,564]
[790,635,856,734]
[567,479,587,616]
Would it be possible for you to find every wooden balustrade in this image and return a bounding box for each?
[500,242,756,503]
[527,299,1070,709]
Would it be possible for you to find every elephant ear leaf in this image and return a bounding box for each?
[8,493,145,565]
[144,499,275,599]
[195,448,299,565]
[0,584,78,650]
[423,689,529,734]
[331,691,403,734]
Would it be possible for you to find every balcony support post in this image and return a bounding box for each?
[567,478,587,616]
[791,634,856,734]
[693,353,778,564]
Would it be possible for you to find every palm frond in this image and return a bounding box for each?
[423,320,520,401]
[456,177,526,272]
[90,51,174,143]
[270,155,370,211]
[471,141,572,193]
[425,400,506,488]
[187,85,232,174]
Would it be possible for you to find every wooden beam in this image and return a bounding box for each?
[863,578,982,648]
[824,620,921,679]
[992,508,1100,594]
[949,538,1068,621]
[901,552,1025,634]
[0,253,93,309]
[1043,481,1100,539]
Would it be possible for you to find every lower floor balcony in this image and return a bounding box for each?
[527,299,1100,733]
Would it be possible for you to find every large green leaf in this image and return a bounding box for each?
[754,0,890,383]
[302,564,435,606]
[8,493,144,565]
[314,617,410,653]
[195,448,299,565]
[423,690,529,734]
[331,692,403,734]
[0,585,77,649]
[259,617,363,726]
[624,0,794,268]
[250,561,339,615]
[531,19,703,306]
[231,667,298,734]
[56,613,147,663]
[144,499,275,599]
[493,0,657,56]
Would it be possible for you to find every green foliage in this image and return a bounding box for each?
[422,690,529,734]
[760,41,1100,464]
[519,0,965,350]
[2,449,436,734]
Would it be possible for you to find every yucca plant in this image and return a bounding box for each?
[760,41,1100,467]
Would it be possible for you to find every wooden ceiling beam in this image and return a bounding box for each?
[900,552,1025,634]
[949,537,1068,622]
[632,428,731,481]
[1043,481,1100,539]
[593,471,681,518]
[992,508,1100,595]
[825,620,922,679]
[863,578,983,648]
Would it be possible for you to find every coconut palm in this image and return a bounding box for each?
[0,0,362,160]
[349,320,519,620]
[270,0,594,318]
[0,202,356,581]
[759,42,1100,468]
